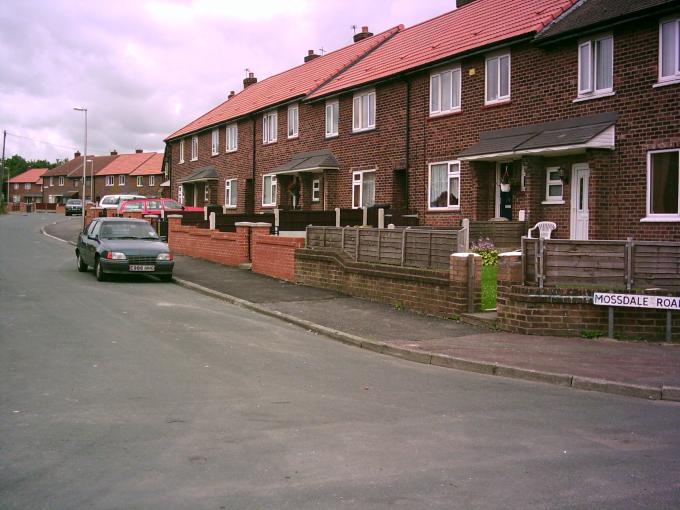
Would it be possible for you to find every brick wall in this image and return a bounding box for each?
[295,248,481,318]
[167,216,250,266]
[251,227,305,282]
[497,253,680,341]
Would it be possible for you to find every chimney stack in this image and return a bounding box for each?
[228,90,236,100]
[74,151,81,158]
[110,150,118,156]
[456,0,477,6]
[304,49,320,63]
[243,72,257,89]
[135,149,143,153]
[353,26,373,43]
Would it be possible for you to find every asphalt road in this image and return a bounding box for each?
[2,213,680,510]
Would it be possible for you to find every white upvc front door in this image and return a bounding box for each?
[570,163,590,240]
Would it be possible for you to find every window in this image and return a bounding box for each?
[49,177,54,186]
[659,17,680,83]
[58,176,64,186]
[149,175,155,187]
[119,175,126,186]
[325,100,339,137]
[263,111,278,144]
[225,178,237,208]
[12,194,19,203]
[179,139,185,164]
[178,185,184,205]
[204,184,210,202]
[352,170,375,208]
[191,136,198,161]
[211,128,219,155]
[13,183,18,190]
[106,176,114,186]
[647,149,679,220]
[312,178,321,202]
[25,183,31,190]
[262,174,277,206]
[428,161,460,210]
[545,167,563,203]
[137,176,144,187]
[352,89,376,132]
[578,35,613,97]
[430,67,461,116]
[164,162,169,178]
[485,53,511,104]
[287,104,299,138]
[226,123,238,152]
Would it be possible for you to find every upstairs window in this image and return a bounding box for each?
[287,104,299,138]
[352,170,375,208]
[137,176,144,187]
[263,111,278,144]
[325,100,339,137]
[225,178,237,208]
[211,128,219,155]
[485,53,511,104]
[647,149,679,220]
[149,175,155,186]
[660,17,680,83]
[352,89,376,132]
[25,183,31,190]
[428,161,460,210]
[13,183,18,190]
[191,136,198,161]
[106,176,114,187]
[119,175,126,186]
[430,67,461,116]
[59,176,65,186]
[179,139,185,164]
[263,174,277,206]
[49,177,54,186]
[578,35,613,97]
[226,123,238,152]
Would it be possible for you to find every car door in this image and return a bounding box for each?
[84,220,101,265]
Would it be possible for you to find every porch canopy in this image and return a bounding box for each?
[179,166,218,183]
[270,149,339,175]
[458,112,618,161]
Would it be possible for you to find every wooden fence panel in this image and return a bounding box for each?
[470,221,526,249]
[633,242,680,291]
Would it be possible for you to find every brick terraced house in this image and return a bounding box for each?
[8,167,47,205]
[42,152,118,204]
[165,0,680,241]
[95,150,163,201]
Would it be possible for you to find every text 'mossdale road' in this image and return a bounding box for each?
[593,293,680,311]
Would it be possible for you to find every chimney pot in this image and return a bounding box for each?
[243,72,257,89]
[135,149,143,153]
[74,151,81,158]
[228,90,235,99]
[353,26,373,43]
[110,150,118,156]
[304,49,320,62]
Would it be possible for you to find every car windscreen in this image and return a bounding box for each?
[99,222,159,240]
[122,202,144,211]
[67,200,82,205]
[163,200,182,209]
[101,197,118,205]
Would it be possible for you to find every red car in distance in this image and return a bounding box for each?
[118,198,203,215]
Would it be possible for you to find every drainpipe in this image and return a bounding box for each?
[404,77,411,210]
[251,115,257,213]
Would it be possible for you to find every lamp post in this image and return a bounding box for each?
[87,158,94,203]
[73,107,87,230]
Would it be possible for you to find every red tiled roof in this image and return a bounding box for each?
[130,152,164,176]
[165,25,402,141]
[8,167,48,183]
[308,0,577,99]
[66,155,119,178]
[96,152,156,176]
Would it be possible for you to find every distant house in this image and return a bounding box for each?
[8,167,48,205]
[95,150,163,201]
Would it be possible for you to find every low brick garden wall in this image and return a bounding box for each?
[252,231,305,283]
[497,253,680,341]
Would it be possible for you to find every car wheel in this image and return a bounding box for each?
[94,258,107,281]
[77,253,88,272]
[158,274,173,282]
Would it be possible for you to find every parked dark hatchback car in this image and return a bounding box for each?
[75,218,174,281]
[65,199,83,216]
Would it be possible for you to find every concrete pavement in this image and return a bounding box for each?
[44,215,680,401]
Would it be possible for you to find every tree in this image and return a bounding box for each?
[3,155,29,179]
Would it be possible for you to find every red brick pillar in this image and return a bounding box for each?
[249,222,273,264]
[167,214,183,250]
[234,222,254,263]
[497,251,523,327]
[449,253,482,314]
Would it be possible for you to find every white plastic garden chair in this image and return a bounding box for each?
[527,221,556,239]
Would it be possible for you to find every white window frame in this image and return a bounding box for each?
[544,167,564,203]
[658,17,680,84]
[262,174,277,206]
[178,185,184,205]
[49,177,54,186]
[312,178,321,202]
[137,176,144,187]
[25,182,31,190]
[58,176,64,186]
[352,89,376,133]
[351,170,376,209]
[211,128,219,156]
[428,161,461,211]
[577,34,614,98]
[287,103,299,139]
[644,149,680,221]
[204,184,210,202]
[179,139,185,164]
[191,136,198,161]
[225,178,237,208]
[325,100,339,138]
[106,176,114,187]
[13,183,18,190]
[149,175,155,187]
[263,111,278,144]
[226,123,238,152]
[429,67,462,116]
[485,52,511,105]
[164,162,169,178]
[119,175,126,186]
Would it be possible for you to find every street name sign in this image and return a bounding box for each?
[593,293,680,311]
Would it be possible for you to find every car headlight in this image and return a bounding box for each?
[105,251,127,260]
[156,253,173,261]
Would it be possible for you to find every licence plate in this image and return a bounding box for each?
[129,264,155,272]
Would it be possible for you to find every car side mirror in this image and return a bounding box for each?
[88,234,98,241]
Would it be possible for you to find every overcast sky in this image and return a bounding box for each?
[0,0,457,164]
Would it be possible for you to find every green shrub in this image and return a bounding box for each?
[471,237,499,267]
